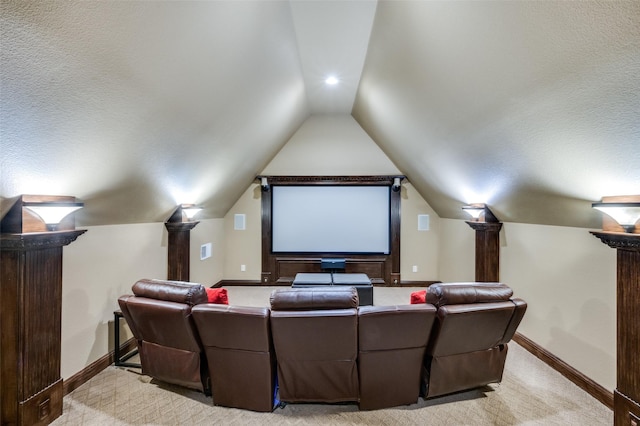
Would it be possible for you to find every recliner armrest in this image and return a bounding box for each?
[500,298,528,344]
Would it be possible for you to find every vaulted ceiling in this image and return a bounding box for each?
[2,1,639,228]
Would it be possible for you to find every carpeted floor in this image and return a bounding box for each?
[52,287,612,425]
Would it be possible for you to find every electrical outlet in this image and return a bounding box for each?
[240,264,246,272]
[412,265,418,272]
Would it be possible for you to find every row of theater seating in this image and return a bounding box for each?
[117,279,526,412]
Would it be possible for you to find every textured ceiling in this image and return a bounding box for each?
[354,0,640,227]
[1,1,639,228]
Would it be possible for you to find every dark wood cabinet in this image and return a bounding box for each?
[1,231,85,426]
[263,255,394,286]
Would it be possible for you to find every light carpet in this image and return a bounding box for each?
[52,287,612,425]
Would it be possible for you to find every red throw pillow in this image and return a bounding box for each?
[410,290,426,304]
[205,287,229,304]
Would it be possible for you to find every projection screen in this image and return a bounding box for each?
[271,185,390,254]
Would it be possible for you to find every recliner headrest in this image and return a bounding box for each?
[132,279,208,306]
[270,287,359,310]
[427,282,513,307]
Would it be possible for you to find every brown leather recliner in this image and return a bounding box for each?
[117,279,210,394]
[269,287,360,404]
[191,304,276,412]
[422,282,527,398]
[358,304,437,410]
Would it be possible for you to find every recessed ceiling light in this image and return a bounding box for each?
[325,75,339,85]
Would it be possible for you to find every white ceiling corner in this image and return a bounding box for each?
[289,0,378,114]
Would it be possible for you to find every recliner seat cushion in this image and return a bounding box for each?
[270,288,360,403]
[358,305,437,410]
[192,305,275,412]
[139,341,206,392]
[424,345,508,398]
[270,310,359,402]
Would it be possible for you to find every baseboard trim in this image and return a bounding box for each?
[215,280,441,287]
[62,338,137,396]
[397,280,441,287]
[214,280,263,287]
[513,332,613,410]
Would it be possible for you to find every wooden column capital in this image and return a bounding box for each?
[465,221,503,233]
[0,230,86,250]
[591,231,640,252]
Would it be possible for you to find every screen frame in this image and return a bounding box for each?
[258,175,403,286]
[270,184,392,255]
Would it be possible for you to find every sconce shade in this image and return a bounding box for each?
[182,206,202,220]
[167,204,202,223]
[462,205,484,219]
[592,200,640,233]
[462,203,499,223]
[1,195,83,233]
[24,203,83,230]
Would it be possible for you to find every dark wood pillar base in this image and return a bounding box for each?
[591,231,640,426]
[165,222,198,282]
[466,221,502,282]
[1,230,86,426]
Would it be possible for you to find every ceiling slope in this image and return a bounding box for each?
[354,1,640,228]
[1,1,309,225]
[289,0,377,113]
[2,1,639,229]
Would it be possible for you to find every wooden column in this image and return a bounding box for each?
[466,221,502,282]
[591,231,640,426]
[165,222,198,281]
[1,230,86,426]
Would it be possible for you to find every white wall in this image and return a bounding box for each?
[438,218,617,392]
[223,114,443,283]
[190,218,225,286]
[400,184,441,280]
[501,222,616,392]
[58,113,617,396]
[61,219,223,380]
[223,185,262,280]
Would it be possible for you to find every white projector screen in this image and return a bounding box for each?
[272,185,390,254]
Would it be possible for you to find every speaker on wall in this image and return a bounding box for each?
[418,214,430,231]
[234,214,246,230]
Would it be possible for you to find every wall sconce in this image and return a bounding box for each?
[592,198,640,233]
[167,204,203,223]
[462,203,499,223]
[260,177,270,192]
[1,195,83,233]
[23,202,83,231]
[392,177,402,192]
